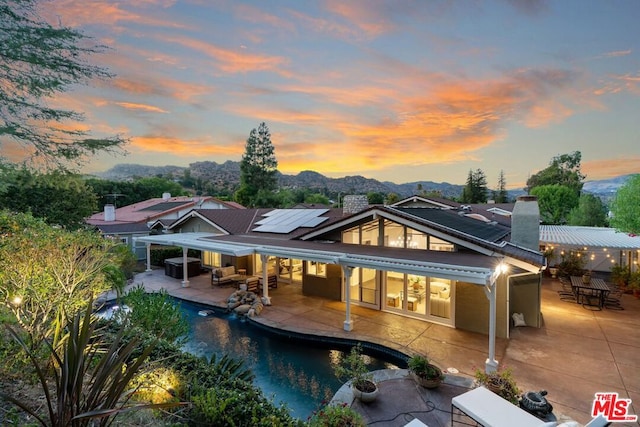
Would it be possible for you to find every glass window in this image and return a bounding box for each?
[429,236,454,252]
[306,261,327,277]
[342,225,360,245]
[360,219,379,246]
[202,251,221,267]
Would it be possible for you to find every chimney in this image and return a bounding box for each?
[510,195,540,251]
[162,192,171,200]
[104,204,116,222]
[342,195,369,215]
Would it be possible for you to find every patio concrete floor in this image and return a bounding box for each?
[115,268,640,426]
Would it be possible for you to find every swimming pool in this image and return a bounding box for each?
[179,299,404,419]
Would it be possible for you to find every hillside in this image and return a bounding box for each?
[95,162,632,200]
[96,161,465,198]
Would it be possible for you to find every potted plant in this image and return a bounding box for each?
[610,264,631,291]
[407,354,444,389]
[474,368,520,405]
[628,271,640,298]
[582,269,592,284]
[334,344,378,403]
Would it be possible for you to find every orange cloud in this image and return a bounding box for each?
[42,0,183,29]
[158,35,290,76]
[234,4,296,32]
[131,135,243,157]
[221,64,585,177]
[322,0,396,38]
[582,157,640,180]
[115,102,169,113]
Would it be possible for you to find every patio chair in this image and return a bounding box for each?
[603,284,624,310]
[557,277,577,302]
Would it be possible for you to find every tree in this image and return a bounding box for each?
[0,0,126,167]
[567,193,608,227]
[385,193,400,205]
[367,192,385,205]
[0,163,97,229]
[526,151,585,195]
[530,184,579,224]
[235,122,278,207]
[609,174,640,234]
[493,170,509,203]
[0,210,126,348]
[461,169,488,203]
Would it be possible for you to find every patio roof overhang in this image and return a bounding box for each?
[135,233,255,257]
[135,233,496,285]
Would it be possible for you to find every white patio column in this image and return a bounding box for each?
[145,243,152,272]
[181,246,190,287]
[343,266,354,331]
[484,264,506,373]
[261,254,271,305]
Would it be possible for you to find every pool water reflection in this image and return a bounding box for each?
[179,300,400,419]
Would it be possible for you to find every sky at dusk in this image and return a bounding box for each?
[24,1,640,188]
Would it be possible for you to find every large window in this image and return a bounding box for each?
[343,220,454,252]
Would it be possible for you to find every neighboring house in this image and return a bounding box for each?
[86,193,242,259]
[136,195,546,372]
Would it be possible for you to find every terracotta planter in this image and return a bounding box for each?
[352,381,378,403]
[582,274,591,284]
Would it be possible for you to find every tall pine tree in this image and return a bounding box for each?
[493,170,508,203]
[235,122,278,207]
[461,169,488,203]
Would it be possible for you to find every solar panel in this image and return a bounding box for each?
[253,209,329,233]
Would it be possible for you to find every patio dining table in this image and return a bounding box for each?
[570,276,611,309]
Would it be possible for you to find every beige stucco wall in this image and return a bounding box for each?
[454,277,509,338]
[509,273,542,328]
[302,264,342,300]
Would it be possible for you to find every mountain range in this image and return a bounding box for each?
[95,162,634,200]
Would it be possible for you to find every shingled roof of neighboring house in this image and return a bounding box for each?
[86,196,237,226]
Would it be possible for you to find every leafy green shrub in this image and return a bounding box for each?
[118,285,189,343]
[190,385,299,427]
[307,402,365,427]
[111,243,139,279]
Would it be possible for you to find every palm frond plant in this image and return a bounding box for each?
[0,300,185,427]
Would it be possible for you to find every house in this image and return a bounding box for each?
[135,195,546,372]
[86,193,242,259]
